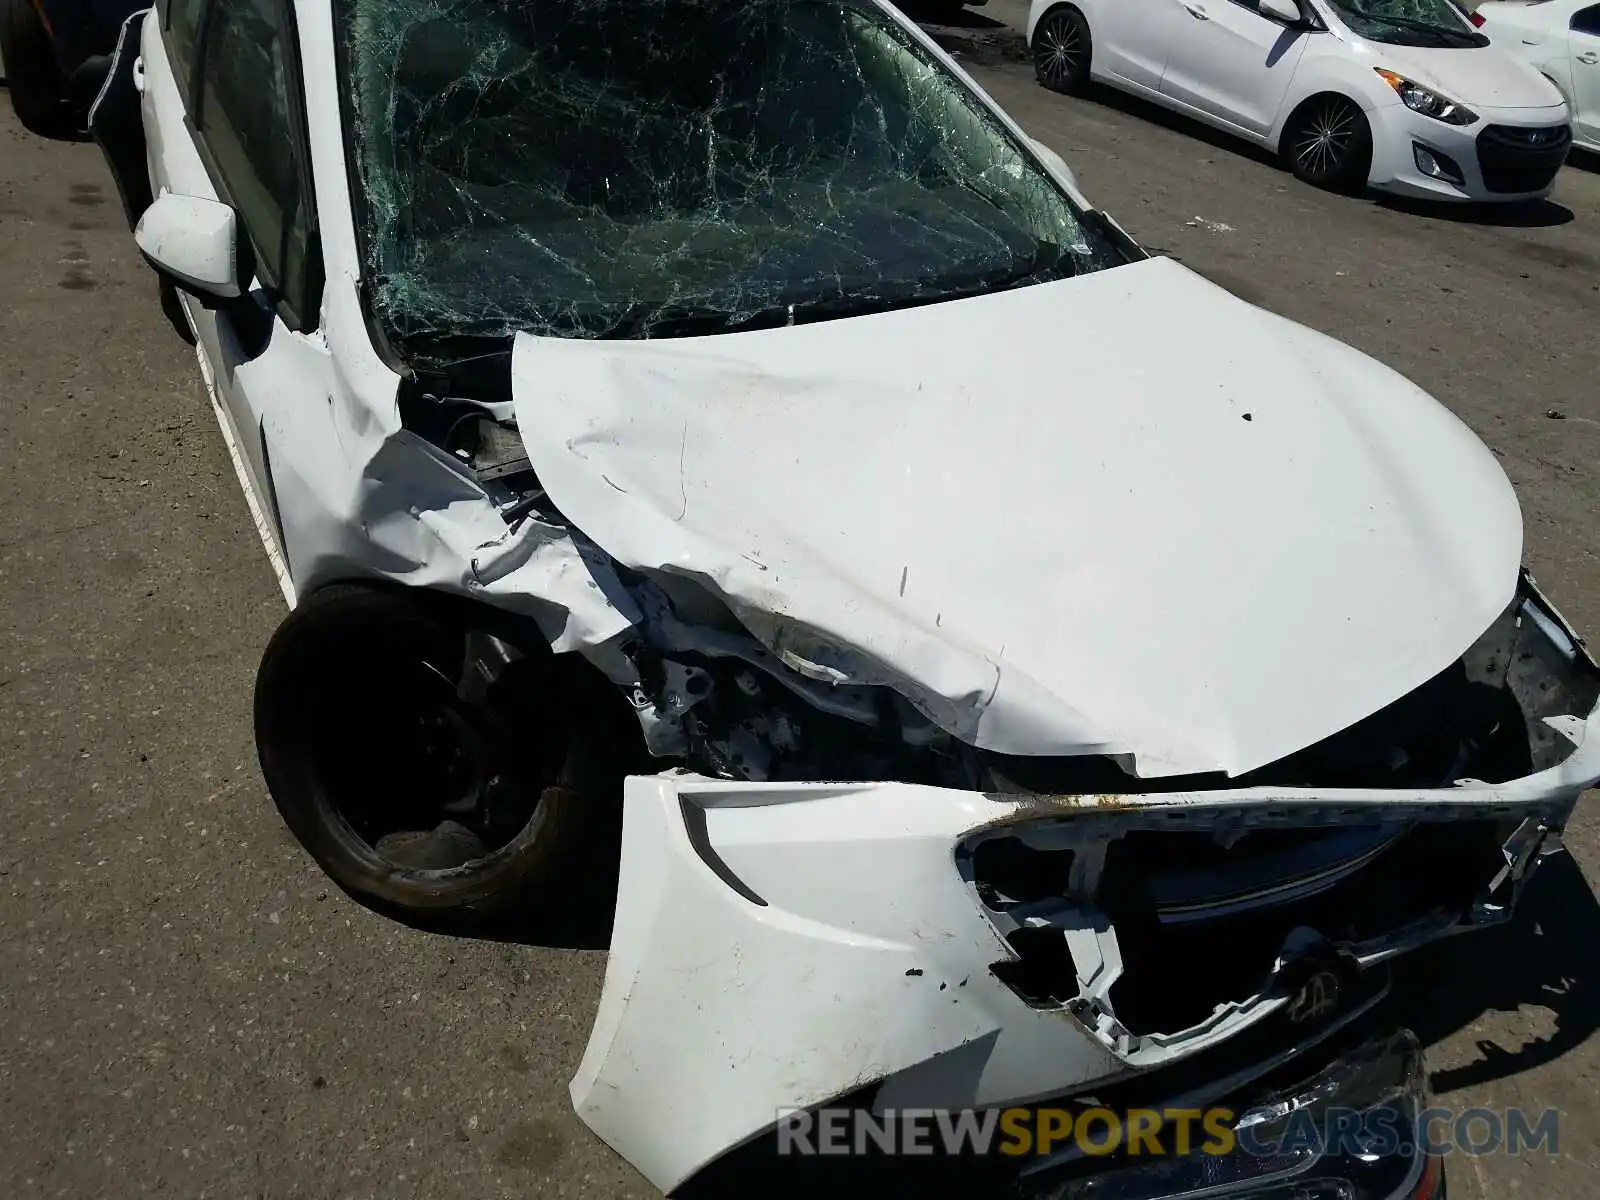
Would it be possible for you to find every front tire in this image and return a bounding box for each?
[1284,95,1372,193]
[0,0,73,136]
[1033,7,1092,96]
[254,584,640,930]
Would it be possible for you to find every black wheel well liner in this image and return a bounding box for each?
[290,577,559,662]
[279,575,648,747]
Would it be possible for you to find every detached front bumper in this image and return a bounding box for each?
[571,581,1600,1193]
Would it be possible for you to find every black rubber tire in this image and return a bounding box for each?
[1283,94,1373,193]
[254,584,639,930]
[1033,7,1092,96]
[0,0,73,136]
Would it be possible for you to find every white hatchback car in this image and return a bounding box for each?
[1478,0,1600,150]
[1028,0,1574,200]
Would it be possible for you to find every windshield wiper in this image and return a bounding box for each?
[1340,6,1478,44]
[769,242,1081,327]
[597,301,779,340]
[594,244,1079,340]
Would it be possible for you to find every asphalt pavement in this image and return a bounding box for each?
[3,10,1599,1198]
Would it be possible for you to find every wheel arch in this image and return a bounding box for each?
[1028,0,1089,47]
[279,576,644,728]
[251,575,646,931]
[1276,88,1372,159]
[288,575,561,660]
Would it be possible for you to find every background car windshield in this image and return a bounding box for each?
[337,0,1123,350]
[1322,0,1482,44]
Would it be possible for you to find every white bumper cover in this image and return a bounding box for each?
[571,676,1600,1192]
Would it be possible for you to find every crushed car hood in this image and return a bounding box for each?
[511,256,1522,777]
[1366,43,1566,109]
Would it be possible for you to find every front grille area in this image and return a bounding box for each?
[1476,124,1572,194]
[967,814,1513,1047]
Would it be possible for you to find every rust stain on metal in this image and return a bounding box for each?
[1086,793,1136,810]
[976,791,1144,833]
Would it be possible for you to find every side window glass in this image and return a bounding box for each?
[1574,5,1600,35]
[196,0,317,326]
[165,0,206,97]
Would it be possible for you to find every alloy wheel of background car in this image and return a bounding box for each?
[1033,8,1092,96]
[253,583,639,930]
[1285,95,1373,193]
[0,0,74,137]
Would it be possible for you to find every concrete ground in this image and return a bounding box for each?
[2,8,1598,1197]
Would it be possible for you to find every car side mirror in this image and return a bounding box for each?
[134,193,250,306]
[1026,136,1082,195]
[1258,0,1306,25]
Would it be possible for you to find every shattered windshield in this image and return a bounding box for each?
[336,0,1126,357]
[1321,0,1486,45]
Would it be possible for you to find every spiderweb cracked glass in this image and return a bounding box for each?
[340,0,1111,351]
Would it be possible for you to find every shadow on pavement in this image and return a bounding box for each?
[908,2,1032,69]
[1567,147,1600,174]
[1393,851,1600,1095]
[1375,193,1576,228]
[677,1130,1017,1200]
[1063,82,1286,171]
[899,0,1010,30]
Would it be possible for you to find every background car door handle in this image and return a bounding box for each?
[1577,51,1600,65]
[1184,3,1210,16]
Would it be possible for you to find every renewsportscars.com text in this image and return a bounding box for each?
[775,1105,1560,1159]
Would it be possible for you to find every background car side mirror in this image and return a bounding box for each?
[1258,0,1308,25]
[1026,136,1082,195]
[134,193,250,306]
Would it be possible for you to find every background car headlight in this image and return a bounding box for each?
[1375,69,1478,125]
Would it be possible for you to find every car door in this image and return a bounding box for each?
[1084,0,1193,92]
[138,0,324,593]
[1571,2,1600,145]
[1157,0,1312,137]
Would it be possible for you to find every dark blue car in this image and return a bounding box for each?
[1,0,144,134]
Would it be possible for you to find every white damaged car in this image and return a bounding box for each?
[91,0,1599,1193]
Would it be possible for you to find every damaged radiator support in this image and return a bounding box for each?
[617,565,1596,797]
[963,806,1559,1069]
[944,579,1596,1070]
